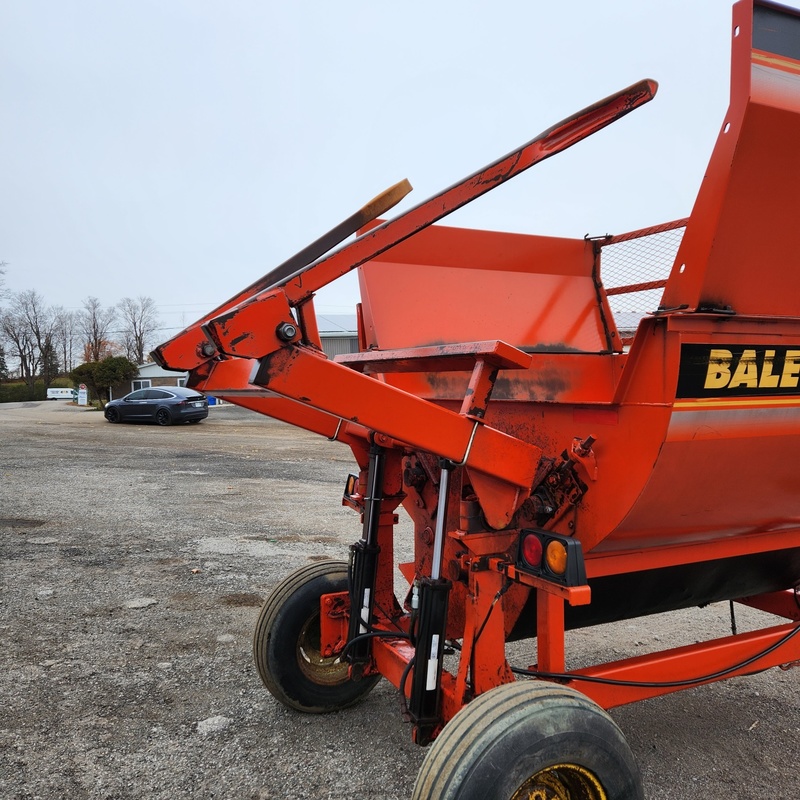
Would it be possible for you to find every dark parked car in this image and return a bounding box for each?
[104,386,209,426]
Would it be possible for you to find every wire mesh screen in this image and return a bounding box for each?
[598,219,687,333]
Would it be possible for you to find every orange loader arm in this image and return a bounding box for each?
[152,79,657,528]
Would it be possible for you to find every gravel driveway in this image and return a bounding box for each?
[1,401,798,799]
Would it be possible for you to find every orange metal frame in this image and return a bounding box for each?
[154,0,800,742]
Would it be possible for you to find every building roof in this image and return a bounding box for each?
[317,314,358,336]
[137,362,188,378]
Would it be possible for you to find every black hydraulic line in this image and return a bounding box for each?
[341,630,412,660]
[512,623,800,689]
[399,656,416,721]
[473,582,511,649]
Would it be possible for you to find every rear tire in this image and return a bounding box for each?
[253,560,379,713]
[412,681,643,800]
[155,408,172,426]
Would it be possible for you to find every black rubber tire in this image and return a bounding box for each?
[253,560,380,713]
[104,407,120,423]
[155,408,172,426]
[412,681,643,800]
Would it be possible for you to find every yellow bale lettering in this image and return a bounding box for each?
[728,349,759,389]
[780,350,800,388]
[759,350,780,388]
[704,349,733,389]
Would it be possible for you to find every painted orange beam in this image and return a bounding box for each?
[251,346,542,528]
[572,622,800,709]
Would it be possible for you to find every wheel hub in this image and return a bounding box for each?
[512,764,607,800]
[296,613,350,686]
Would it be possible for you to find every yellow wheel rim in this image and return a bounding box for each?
[511,763,608,800]
[295,613,349,686]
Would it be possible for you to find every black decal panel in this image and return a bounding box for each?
[677,344,800,398]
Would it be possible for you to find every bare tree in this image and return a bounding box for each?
[1,308,37,387]
[117,296,159,365]
[0,290,58,390]
[18,290,58,384]
[78,297,116,363]
[52,306,79,374]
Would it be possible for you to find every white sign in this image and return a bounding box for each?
[78,388,88,406]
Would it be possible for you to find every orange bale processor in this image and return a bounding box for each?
[153,2,800,797]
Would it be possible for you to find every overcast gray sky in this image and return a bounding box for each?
[2,1,741,339]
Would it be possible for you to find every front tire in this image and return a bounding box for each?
[253,560,379,713]
[105,407,120,423]
[412,681,643,800]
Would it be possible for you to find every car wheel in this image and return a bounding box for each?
[155,408,172,426]
[105,407,120,424]
[253,560,380,713]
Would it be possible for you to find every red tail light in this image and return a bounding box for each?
[520,534,543,568]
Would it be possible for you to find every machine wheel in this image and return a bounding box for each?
[411,681,643,800]
[253,560,380,713]
[104,407,120,423]
[155,408,172,426]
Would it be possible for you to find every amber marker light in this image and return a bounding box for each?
[545,540,568,576]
